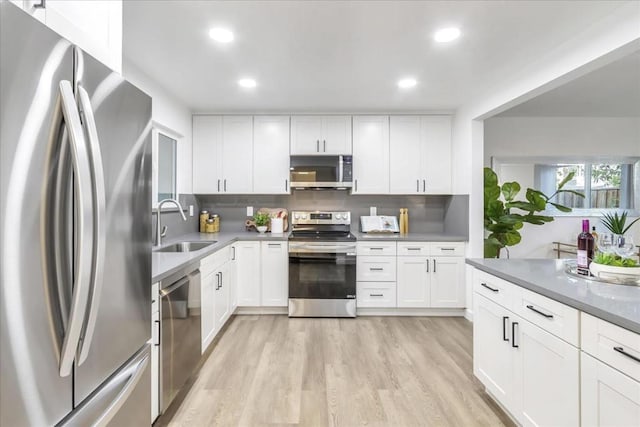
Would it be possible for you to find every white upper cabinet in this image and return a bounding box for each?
[389,116,452,194]
[421,116,452,194]
[221,116,253,194]
[192,115,222,194]
[15,0,123,73]
[253,116,290,194]
[352,116,390,194]
[291,116,352,155]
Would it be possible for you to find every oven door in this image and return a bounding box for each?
[288,250,356,299]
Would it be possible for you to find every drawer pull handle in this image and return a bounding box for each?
[407,248,421,251]
[268,244,281,248]
[440,248,455,251]
[526,305,553,319]
[370,247,384,250]
[511,322,519,348]
[614,346,640,363]
[481,283,499,293]
[370,293,384,297]
[369,267,384,271]
[502,316,509,342]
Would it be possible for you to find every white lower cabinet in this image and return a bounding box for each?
[234,242,261,306]
[512,316,580,427]
[260,242,288,306]
[430,256,465,308]
[200,267,216,352]
[582,352,640,427]
[473,294,514,408]
[356,282,397,308]
[396,257,430,307]
[214,261,231,329]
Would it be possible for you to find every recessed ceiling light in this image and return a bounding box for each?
[397,78,417,89]
[434,27,461,43]
[238,78,257,88]
[209,27,234,43]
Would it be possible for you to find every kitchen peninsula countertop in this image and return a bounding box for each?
[153,230,468,283]
[467,258,640,334]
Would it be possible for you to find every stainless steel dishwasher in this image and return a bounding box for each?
[159,266,201,413]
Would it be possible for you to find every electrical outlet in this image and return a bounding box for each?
[370,206,377,216]
[247,206,254,217]
[189,205,194,216]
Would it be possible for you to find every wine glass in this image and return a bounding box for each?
[614,235,636,259]
[598,233,614,255]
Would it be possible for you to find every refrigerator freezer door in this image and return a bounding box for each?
[73,48,153,406]
[0,3,75,426]
[59,345,151,427]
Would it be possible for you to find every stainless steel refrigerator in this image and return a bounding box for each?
[1,3,152,426]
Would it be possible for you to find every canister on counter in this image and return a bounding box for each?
[205,218,215,233]
[211,214,220,232]
[199,210,209,233]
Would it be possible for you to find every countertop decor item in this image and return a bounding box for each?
[253,212,270,234]
[483,167,582,258]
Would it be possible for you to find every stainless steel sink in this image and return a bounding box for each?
[155,241,216,253]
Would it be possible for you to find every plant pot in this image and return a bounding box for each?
[256,226,268,234]
[589,262,640,283]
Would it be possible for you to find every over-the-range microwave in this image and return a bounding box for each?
[290,155,352,190]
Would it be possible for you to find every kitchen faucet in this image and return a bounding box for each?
[155,198,187,247]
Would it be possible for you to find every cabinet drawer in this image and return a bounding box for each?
[397,242,429,256]
[357,256,396,282]
[357,282,397,307]
[357,242,397,256]
[151,282,159,313]
[512,286,579,346]
[430,242,465,257]
[473,269,514,309]
[582,313,640,382]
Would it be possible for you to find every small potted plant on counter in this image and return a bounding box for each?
[591,211,640,283]
[254,212,270,234]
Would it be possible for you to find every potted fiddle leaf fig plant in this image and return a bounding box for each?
[484,167,583,258]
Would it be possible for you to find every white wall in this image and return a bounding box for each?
[485,117,640,165]
[122,60,193,195]
[452,2,640,319]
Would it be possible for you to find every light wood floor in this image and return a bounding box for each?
[158,315,513,427]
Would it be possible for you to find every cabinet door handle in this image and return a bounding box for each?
[613,346,640,363]
[285,179,288,192]
[370,293,384,297]
[417,179,420,192]
[323,140,326,152]
[232,246,236,260]
[423,179,426,192]
[526,304,554,319]
[481,283,499,293]
[369,267,384,271]
[426,260,429,273]
[433,259,436,273]
[316,140,320,152]
[154,320,161,346]
[216,272,221,290]
[502,316,509,341]
[34,0,46,8]
[354,179,358,192]
[217,179,220,192]
[511,322,519,348]
[224,179,227,192]
[219,271,223,288]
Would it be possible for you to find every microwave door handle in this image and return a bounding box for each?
[76,85,107,365]
[58,80,95,377]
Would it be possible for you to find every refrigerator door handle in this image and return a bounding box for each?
[76,85,107,365]
[92,353,149,427]
[58,80,95,377]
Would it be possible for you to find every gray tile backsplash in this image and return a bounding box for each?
[195,191,469,238]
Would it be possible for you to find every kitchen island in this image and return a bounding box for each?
[467,258,640,427]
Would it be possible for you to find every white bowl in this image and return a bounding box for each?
[589,262,640,282]
[257,226,268,234]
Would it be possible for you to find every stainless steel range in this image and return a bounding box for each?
[288,211,357,317]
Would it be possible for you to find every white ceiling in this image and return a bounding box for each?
[123,0,630,113]
[497,51,640,117]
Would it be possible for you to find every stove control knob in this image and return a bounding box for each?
[294,214,300,220]
[336,214,343,220]
[302,214,307,219]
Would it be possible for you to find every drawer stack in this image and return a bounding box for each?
[356,242,397,308]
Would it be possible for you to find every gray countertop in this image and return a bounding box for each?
[152,231,289,283]
[153,230,467,283]
[466,258,640,334]
[353,232,467,241]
